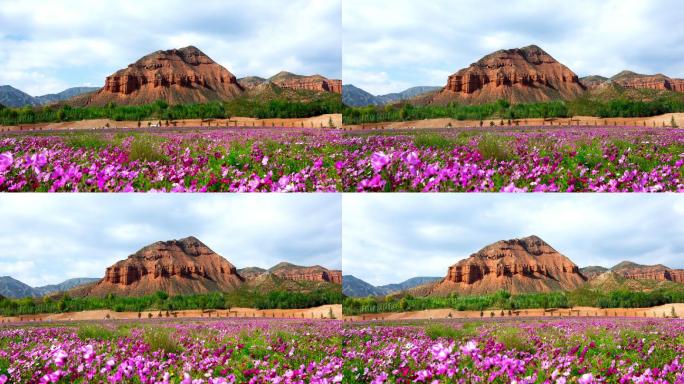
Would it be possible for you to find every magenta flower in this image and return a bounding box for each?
[0,152,12,172]
[370,151,391,172]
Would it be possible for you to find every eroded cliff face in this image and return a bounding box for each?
[83,46,244,106]
[240,262,342,284]
[87,236,244,297]
[610,71,684,92]
[428,45,585,105]
[431,235,587,295]
[269,72,342,94]
[609,262,684,283]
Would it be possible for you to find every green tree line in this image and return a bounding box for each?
[0,96,342,126]
[342,286,684,316]
[0,287,343,317]
[342,96,684,125]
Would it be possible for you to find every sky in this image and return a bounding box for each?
[342,194,684,286]
[0,0,342,96]
[343,0,684,95]
[0,194,341,287]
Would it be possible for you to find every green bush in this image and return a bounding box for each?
[425,322,480,341]
[143,327,181,355]
[128,135,168,163]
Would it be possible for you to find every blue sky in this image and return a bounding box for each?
[342,195,684,286]
[343,0,684,95]
[0,0,341,96]
[0,194,341,286]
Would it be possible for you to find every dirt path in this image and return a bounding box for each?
[342,303,684,321]
[342,113,684,131]
[0,114,342,133]
[0,304,342,324]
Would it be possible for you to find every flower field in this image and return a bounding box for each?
[342,318,684,383]
[0,126,682,192]
[0,318,343,383]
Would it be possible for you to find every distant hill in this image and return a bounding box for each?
[0,276,98,299]
[33,277,101,296]
[0,276,37,298]
[342,275,441,297]
[342,84,440,107]
[0,85,98,107]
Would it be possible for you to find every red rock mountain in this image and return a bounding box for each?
[426,45,585,105]
[608,261,684,283]
[80,46,243,106]
[239,72,342,94]
[240,262,342,284]
[431,235,587,295]
[582,71,684,92]
[269,72,342,94]
[83,236,244,297]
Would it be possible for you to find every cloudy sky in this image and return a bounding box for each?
[343,195,684,286]
[0,0,341,96]
[343,0,684,95]
[0,194,341,287]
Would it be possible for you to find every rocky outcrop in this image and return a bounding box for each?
[237,76,267,90]
[269,71,342,94]
[579,75,609,90]
[246,262,342,284]
[609,71,684,92]
[84,236,244,297]
[609,261,684,283]
[579,266,609,280]
[428,45,585,105]
[431,235,587,295]
[82,46,244,106]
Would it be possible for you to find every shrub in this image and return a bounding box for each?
[128,135,168,163]
[477,134,515,161]
[143,327,181,355]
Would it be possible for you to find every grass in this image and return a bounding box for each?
[64,133,109,150]
[76,324,132,341]
[425,322,481,341]
[142,327,181,355]
[477,134,516,162]
[492,326,534,353]
[128,134,168,163]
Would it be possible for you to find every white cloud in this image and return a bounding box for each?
[0,0,341,95]
[343,0,684,95]
[0,194,341,286]
[342,194,684,286]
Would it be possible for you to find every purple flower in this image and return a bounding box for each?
[0,152,12,172]
[370,151,390,172]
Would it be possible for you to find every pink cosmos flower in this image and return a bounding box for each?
[370,151,390,172]
[53,349,68,367]
[0,152,12,172]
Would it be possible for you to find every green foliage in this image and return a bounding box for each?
[143,327,181,355]
[425,322,481,341]
[64,133,110,150]
[254,289,344,310]
[344,285,684,315]
[0,286,342,317]
[0,95,342,126]
[128,134,168,163]
[77,324,131,341]
[493,327,534,352]
[477,134,515,161]
[342,94,684,125]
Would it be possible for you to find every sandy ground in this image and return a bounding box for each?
[342,303,684,321]
[0,304,342,324]
[0,114,342,133]
[342,112,684,131]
